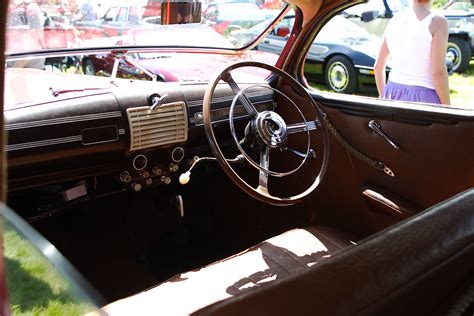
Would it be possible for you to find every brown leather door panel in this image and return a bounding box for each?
[308,96,474,236]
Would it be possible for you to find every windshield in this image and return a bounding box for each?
[6,0,286,55]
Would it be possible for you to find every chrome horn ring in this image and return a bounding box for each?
[229,85,310,178]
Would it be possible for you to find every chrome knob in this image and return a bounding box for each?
[161,176,171,185]
[131,182,142,191]
[120,171,132,183]
[152,167,163,176]
[169,163,179,172]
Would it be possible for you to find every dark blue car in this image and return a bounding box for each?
[232,15,384,94]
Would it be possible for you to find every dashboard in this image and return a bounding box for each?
[5,81,274,192]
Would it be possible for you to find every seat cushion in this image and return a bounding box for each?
[102,226,358,316]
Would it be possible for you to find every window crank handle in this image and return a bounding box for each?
[368,120,399,150]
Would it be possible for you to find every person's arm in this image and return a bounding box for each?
[374,37,390,98]
[430,15,451,105]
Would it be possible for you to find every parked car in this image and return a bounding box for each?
[441,0,474,73]
[2,0,474,315]
[80,24,279,81]
[74,4,153,40]
[232,14,384,94]
[6,1,81,53]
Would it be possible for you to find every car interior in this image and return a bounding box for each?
[1,0,474,315]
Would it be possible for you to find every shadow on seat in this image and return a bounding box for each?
[226,242,327,297]
[196,189,474,316]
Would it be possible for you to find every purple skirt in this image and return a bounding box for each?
[382,81,441,104]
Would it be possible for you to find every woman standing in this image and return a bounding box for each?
[374,0,450,105]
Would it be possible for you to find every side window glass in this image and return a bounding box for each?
[129,6,139,23]
[104,7,119,21]
[116,7,128,23]
[304,1,473,110]
[304,12,378,96]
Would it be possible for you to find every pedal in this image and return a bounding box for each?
[174,195,184,218]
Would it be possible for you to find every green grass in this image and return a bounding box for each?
[306,61,474,110]
[447,61,474,109]
[3,222,96,316]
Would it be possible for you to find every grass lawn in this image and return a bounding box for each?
[447,61,474,109]
[307,61,474,110]
[4,222,96,315]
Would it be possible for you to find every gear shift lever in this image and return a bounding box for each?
[179,155,245,185]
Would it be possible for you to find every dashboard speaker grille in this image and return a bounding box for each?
[127,102,188,151]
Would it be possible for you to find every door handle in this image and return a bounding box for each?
[368,120,399,150]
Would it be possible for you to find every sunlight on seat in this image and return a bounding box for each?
[267,229,329,257]
[103,249,270,316]
[103,228,346,316]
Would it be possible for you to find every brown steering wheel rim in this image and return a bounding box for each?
[203,61,330,206]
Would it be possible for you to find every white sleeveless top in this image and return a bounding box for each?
[384,10,435,89]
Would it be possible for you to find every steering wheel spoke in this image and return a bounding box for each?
[287,120,319,135]
[222,72,258,118]
[257,146,270,193]
[281,147,317,159]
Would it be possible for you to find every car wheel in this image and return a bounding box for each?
[324,55,358,94]
[446,37,471,73]
[82,59,96,76]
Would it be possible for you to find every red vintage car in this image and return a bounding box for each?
[73,3,159,40]
[81,24,278,82]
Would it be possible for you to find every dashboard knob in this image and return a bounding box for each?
[161,176,171,185]
[132,182,142,192]
[140,170,150,179]
[169,163,179,172]
[120,171,132,183]
[179,171,191,185]
[145,178,153,186]
[152,167,163,176]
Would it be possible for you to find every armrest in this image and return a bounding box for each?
[362,186,422,219]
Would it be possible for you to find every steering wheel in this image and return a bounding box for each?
[203,61,329,206]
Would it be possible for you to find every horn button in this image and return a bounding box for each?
[255,111,288,148]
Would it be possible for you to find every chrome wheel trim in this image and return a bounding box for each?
[84,62,95,76]
[328,61,349,92]
[446,43,461,71]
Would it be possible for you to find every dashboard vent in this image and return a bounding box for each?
[127,102,188,151]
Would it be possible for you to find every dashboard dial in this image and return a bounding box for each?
[171,147,185,163]
[133,154,148,171]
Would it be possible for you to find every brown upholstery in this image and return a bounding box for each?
[196,189,474,316]
[102,226,358,316]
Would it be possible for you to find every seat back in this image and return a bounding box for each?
[195,189,474,316]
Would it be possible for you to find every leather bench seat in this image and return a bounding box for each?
[102,226,358,316]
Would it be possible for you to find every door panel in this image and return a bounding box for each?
[308,94,474,236]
